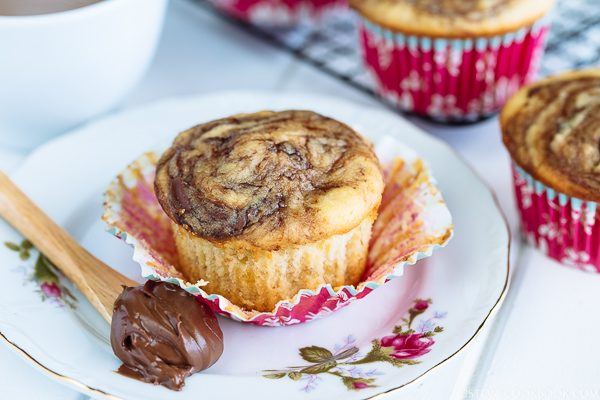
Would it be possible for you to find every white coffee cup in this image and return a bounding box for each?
[0,0,168,149]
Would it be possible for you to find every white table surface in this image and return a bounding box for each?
[1,1,599,399]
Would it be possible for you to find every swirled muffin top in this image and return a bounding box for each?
[155,110,384,250]
[349,0,554,38]
[501,70,600,202]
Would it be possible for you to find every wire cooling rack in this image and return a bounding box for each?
[194,0,600,109]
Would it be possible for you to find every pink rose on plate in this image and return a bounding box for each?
[352,381,369,390]
[380,333,434,359]
[41,282,61,298]
[413,299,429,311]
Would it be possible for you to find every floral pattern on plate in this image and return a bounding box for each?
[4,240,76,308]
[263,298,444,391]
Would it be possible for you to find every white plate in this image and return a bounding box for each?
[0,92,509,400]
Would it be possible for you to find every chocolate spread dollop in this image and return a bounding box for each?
[110,281,224,391]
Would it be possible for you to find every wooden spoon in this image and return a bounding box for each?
[0,171,137,323]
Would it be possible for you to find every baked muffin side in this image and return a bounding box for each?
[501,69,600,202]
[155,110,384,311]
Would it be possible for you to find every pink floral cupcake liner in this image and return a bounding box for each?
[208,0,347,26]
[512,165,600,273]
[102,140,452,326]
[358,18,549,121]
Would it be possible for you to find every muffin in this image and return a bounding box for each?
[154,110,384,311]
[350,0,555,121]
[501,69,600,272]
[209,0,346,26]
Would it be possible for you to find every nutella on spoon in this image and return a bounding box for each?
[0,173,224,391]
[111,280,224,391]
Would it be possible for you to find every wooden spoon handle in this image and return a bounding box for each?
[0,171,136,322]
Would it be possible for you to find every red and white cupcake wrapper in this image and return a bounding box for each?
[102,138,453,326]
[512,165,600,273]
[358,18,549,121]
[208,0,347,26]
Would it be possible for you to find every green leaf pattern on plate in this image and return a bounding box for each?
[262,299,445,392]
[4,240,76,309]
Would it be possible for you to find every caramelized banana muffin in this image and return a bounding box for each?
[155,110,384,311]
[501,69,600,202]
[350,0,554,120]
[502,69,600,272]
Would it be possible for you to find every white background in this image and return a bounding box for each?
[1,1,599,399]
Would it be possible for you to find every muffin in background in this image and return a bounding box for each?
[501,69,600,272]
[209,0,346,26]
[350,0,555,121]
[154,110,384,311]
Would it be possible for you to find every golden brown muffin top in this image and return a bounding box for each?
[155,110,384,250]
[350,0,554,38]
[501,69,600,202]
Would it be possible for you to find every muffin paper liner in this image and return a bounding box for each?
[208,0,347,26]
[512,165,600,273]
[358,18,549,121]
[102,137,453,326]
